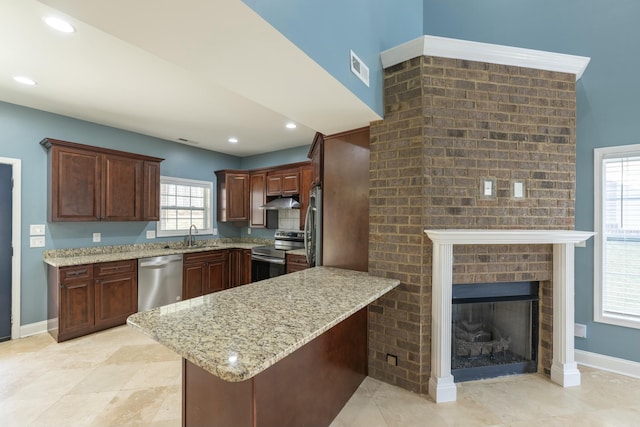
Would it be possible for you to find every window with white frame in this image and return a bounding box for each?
[594,145,640,329]
[157,176,213,237]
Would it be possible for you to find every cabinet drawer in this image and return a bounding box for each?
[184,250,227,265]
[287,254,307,264]
[60,265,93,281]
[94,260,137,278]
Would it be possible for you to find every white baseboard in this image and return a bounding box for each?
[575,349,640,379]
[20,320,48,338]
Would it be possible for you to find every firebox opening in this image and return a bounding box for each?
[452,281,539,383]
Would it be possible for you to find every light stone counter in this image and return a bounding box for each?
[127,266,399,382]
[43,239,271,267]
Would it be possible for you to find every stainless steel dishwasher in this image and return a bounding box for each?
[137,254,183,311]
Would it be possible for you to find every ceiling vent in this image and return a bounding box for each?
[350,50,369,87]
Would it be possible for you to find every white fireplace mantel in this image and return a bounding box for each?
[424,229,594,403]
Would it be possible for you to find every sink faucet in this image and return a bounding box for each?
[187,224,198,247]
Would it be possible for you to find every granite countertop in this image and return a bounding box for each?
[43,238,271,267]
[127,266,399,382]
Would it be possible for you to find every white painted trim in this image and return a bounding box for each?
[0,157,21,340]
[380,35,591,81]
[576,350,640,379]
[425,229,595,402]
[424,229,594,245]
[19,320,48,338]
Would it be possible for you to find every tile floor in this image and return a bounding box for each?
[1,325,639,426]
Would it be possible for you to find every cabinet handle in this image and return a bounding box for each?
[66,269,88,277]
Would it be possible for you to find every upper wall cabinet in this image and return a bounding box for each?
[266,168,300,196]
[215,170,249,222]
[41,138,163,222]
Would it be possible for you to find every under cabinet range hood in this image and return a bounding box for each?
[260,197,300,210]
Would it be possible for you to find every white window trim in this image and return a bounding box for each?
[156,176,213,237]
[594,144,640,329]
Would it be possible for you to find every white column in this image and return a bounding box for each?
[428,242,457,403]
[550,243,581,387]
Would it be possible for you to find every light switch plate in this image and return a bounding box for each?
[30,236,45,248]
[93,232,101,243]
[146,230,156,239]
[30,224,46,236]
[512,180,526,199]
[479,178,496,199]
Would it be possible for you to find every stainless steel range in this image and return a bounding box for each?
[251,229,304,282]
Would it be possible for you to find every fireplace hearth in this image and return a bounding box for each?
[452,282,539,382]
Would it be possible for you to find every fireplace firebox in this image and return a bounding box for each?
[452,281,539,382]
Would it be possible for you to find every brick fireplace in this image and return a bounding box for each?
[367,36,591,398]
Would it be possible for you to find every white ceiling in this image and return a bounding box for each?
[1,0,380,157]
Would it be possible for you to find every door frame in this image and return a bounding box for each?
[0,157,21,339]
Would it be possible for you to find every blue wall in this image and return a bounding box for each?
[242,0,423,117]
[0,101,241,325]
[424,0,640,362]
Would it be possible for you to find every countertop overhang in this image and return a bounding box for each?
[127,267,400,382]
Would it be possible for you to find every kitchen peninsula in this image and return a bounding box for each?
[127,267,399,427]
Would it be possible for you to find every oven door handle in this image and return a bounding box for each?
[251,254,286,265]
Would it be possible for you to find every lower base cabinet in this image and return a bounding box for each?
[48,260,137,342]
[229,248,251,288]
[286,253,309,274]
[183,251,229,300]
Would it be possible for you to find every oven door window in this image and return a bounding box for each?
[252,259,286,282]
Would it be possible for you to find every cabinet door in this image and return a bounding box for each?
[94,272,137,328]
[299,165,312,230]
[143,161,161,221]
[51,146,102,221]
[281,171,300,195]
[205,251,228,294]
[250,172,267,228]
[183,263,206,300]
[103,154,143,221]
[242,249,252,285]
[59,266,94,337]
[266,175,282,196]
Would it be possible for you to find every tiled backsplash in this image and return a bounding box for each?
[277,209,301,230]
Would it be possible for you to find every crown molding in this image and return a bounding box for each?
[381,35,590,81]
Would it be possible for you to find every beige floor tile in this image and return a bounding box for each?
[2,326,640,427]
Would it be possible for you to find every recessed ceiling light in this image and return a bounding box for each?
[228,137,238,144]
[285,122,297,129]
[43,16,75,33]
[13,76,37,86]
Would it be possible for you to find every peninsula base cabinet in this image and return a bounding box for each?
[182,308,367,427]
[47,260,137,342]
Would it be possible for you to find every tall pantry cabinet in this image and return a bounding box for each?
[309,127,370,272]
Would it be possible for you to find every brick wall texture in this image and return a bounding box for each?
[368,55,576,395]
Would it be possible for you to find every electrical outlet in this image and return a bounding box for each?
[146,230,156,239]
[574,323,587,338]
[213,228,218,235]
[386,353,398,366]
[93,232,101,243]
[30,236,45,248]
[247,228,251,235]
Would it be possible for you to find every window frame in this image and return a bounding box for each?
[156,175,214,237]
[594,144,640,329]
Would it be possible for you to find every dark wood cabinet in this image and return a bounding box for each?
[215,170,249,222]
[94,260,137,329]
[48,259,138,342]
[308,132,324,188]
[229,248,251,288]
[298,164,312,230]
[316,127,370,272]
[41,138,163,222]
[143,161,161,221]
[266,169,299,196]
[286,253,308,274]
[249,172,268,228]
[183,250,229,299]
[57,265,94,339]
